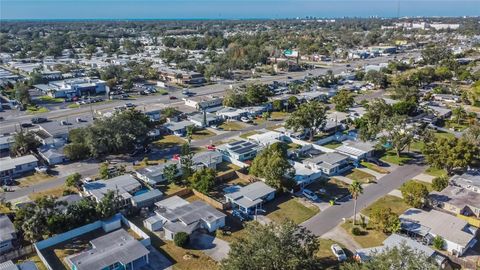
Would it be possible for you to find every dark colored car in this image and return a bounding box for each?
[31,117,48,124]
[169,96,177,100]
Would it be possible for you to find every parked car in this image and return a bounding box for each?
[302,189,318,201]
[240,116,251,123]
[169,96,177,100]
[20,123,33,128]
[31,117,48,124]
[331,244,347,261]
[125,103,136,108]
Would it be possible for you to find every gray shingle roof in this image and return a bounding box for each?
[83,174,141,201]
[224,181,275,209]
[0,215,16,242]
[66,229,149,270]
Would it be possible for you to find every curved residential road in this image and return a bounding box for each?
[301,160,426,237]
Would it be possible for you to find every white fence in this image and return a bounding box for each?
[34,213,151,270]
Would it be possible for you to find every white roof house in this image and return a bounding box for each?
[224,181,275,214]
[400,208,478,256]
[247,131,284,146]
[335,140,375,161]
[83,175,142,203]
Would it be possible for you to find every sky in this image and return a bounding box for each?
[1,0,479,20]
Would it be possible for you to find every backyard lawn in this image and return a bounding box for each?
[266,196,319,224]
[153,135,186,149]
[191,129,216,140]
[361,195,410,217]
[306,178,350,202]
[216,162,241,175]
[322,140,342,149]
[317,239,351,269]
[380,150,412,165]
[360,161,389,174]
[130,216,218,270]
[403,180,434,192]
[344,169,376,183]
[434,131,455,140]
[425,167,447,178]
[14,253,47,270]
[219,121,246,131]
[341,221,388,248]
[270,111,290,120]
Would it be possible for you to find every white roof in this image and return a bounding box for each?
[248,131,282,145]
[0,155,38,172]
[400,208,476,247]
[155,195,189,210]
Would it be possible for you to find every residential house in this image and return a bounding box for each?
[146,196,226,240]
[184,95,223,112]
[131,189,164,208]
[290,161,323,188]
[216,140,259,162]
[188,112,219,128]
[0,215,16,254]
[0,155,39,185]
[224,181,276,215]
[216,107,246,120]
[354,234,446,266]
[400,208,478,256]
[450,172,480,193]
[0,134,14,157]
[135,161,181,185]
[83,175,143,207]
[335,140,375,162]
[303,152,351,176]
[247,131,285,147]
[38,146,67,165]
[192,151,223,170]
[429,186,480,218]
[163,120,195,137]
[65,229,150,270]
[433,94,461,104]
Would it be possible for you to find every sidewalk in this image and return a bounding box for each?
[356,167,386,179]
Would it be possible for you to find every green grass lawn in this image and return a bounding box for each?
[287,142,301,150]
[380,150,412,165]
[344,169,376,183]
[191,129,216,140]
[322,140,343,149]
[67,103,80,109]
[341,221,388,248]
[39,95,64,103]
[26,105,49,114]
[361,195,410,217]
[425,167,447,178]
[14,253,47,270]
[360,161,390,174]
[317,238,348,269]
[409,140,424,152]
[220,121,246,131]
[239,131,260,139]
[270,111,290,120]
[18,172,55,187]
[434,131,455,140]
[266,196,319,224]
[153,135,186,149]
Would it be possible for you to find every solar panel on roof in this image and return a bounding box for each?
[230,145,242,151]
[230,141,244,146]
[236,147,255,154]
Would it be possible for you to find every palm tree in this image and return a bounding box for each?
[348,180,364,225]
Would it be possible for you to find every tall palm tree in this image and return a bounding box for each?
[348,180,364,225]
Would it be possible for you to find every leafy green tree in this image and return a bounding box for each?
[180,143,194,181]
[65,173,82,188]
[272,100,283,111]
[463,124,480,147]
[11,131,41,157]
[331,89,355,112]
[286,96,299,111]
[369,206,400,234]
[349,181,363,225]
[262,111,271,121]
[401,181,429,208]
[357,99,393,141]
[432,175,449,192]
[14,83,32,107]
[222,220,320,270]
[250,142,292,189]
[364,70,388,88]
[285,101,327,141]
[423,137,478,174]
[452,106,467,125]
[99,162,110,179]
[190,168,216,194]
[96,190,120,219]
[380,116,415,157]
[421,45,453,65]
[164,163,180,185]
[341,244,438,270]
[64,143,90,161]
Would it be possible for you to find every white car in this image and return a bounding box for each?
[240,117,250,123]
[331,244,347,261]
[302,189,318,201]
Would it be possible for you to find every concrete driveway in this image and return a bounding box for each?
[189,232,230,262]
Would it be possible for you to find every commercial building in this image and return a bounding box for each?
[33,77,106,98]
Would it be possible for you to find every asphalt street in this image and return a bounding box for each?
[301,159,426,236]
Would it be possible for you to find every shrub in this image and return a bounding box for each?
[432,176,449,191]
[433,235,445,250]
[174,232,190,247]
[351,226,362,236]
